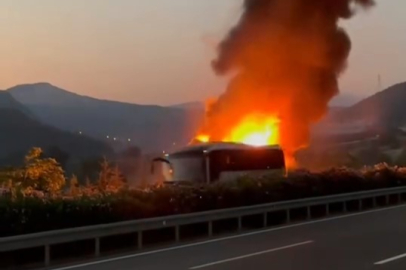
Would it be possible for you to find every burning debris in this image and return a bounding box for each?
[196,0,375,165]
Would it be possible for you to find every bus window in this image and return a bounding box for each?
[209,149,285,181]
[169,156,206,183]
[161,162,173,182]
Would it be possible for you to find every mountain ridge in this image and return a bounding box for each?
[8,83,203,153]
[332,82,406,127]
[0,91,113,166]
[7,81,406,152]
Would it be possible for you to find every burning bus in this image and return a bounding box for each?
[148,0,375,184]
[152,142,286,184]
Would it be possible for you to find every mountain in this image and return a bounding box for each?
[170,101,204,111]
[332,82,406,127]
[303,83,406,169]
[8,83,203,152]
[310,82,406,150]
[0,91,113,165]
[0,91,34,118]
[329,93,363,107]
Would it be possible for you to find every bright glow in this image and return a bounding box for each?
[196,135,210,143]
[240,133,272,146]
[195,114,280,147]
[224,115,280,146]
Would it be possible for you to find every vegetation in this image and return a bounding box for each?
[1,148,406,237]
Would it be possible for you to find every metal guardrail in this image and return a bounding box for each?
[1,186,406,267]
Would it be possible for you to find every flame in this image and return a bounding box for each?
[224,115,280,146]
[196,114,280,147]
[196,134,210,143]
[194,114,299,169]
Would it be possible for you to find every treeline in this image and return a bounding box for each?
[1,160,406,237]
[297,142,406,170]
[0,147,128,198]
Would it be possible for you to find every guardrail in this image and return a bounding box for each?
[1,186,406,267]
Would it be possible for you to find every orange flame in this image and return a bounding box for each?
[196,114,280,147]
[196,134,210,143]
[224,114,280,146]
[194,114,299,169]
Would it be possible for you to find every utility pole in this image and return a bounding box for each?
[377,74,382,92]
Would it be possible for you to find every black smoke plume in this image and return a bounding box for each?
[199,0,375,156]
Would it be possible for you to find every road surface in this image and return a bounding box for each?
[47,205,406,270]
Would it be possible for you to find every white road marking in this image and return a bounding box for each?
[374,252,406,265]
[189,240,314,269]
[49,204,406,270]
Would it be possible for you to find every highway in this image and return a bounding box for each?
[47,205,406,270]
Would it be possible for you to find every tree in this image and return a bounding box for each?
[15,147,66,195]
[97,158,125,193]
[68,175,80,197]
[0,167,12,184]
[110,165,127,190]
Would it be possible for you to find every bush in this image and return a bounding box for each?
[1,163,406,237]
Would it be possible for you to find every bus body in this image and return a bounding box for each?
[152,142,286,184]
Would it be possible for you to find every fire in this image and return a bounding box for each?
[196,114,280,147]
[193,0,374,171]
[224,115,280,146]
[196,134,210,143]
[193,114,300,168]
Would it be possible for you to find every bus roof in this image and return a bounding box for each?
[168,142,282,157]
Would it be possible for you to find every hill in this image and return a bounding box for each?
[8,83,203,152]
[170,101,204,111]
[305,83,406,169]
[333,82,406,127]
[0,91,33,118]
[329,93,363,107]
[0,91,113,166]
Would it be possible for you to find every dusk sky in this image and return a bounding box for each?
[1,0,405,105]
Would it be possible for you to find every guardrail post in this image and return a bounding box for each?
[398,193,402,204]
[138,231,143,250]
[306,206,311,220]
[44,245,50,266]
[95,237,100,257]
[386,195,390,205]
[359,199,363,211]
[263,212,268,227]
[326,204,330,216]
[238,216,242,232]
[373,197,377,208]
[286,209,290,223]
[208,221,213,237]
[175,226,180,242]
[343,201,347,213]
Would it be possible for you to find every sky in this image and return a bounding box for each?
[0,0,406,106]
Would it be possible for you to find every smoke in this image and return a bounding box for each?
[199,0,375,154]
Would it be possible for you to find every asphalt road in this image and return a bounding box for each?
[48,205,406,270]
